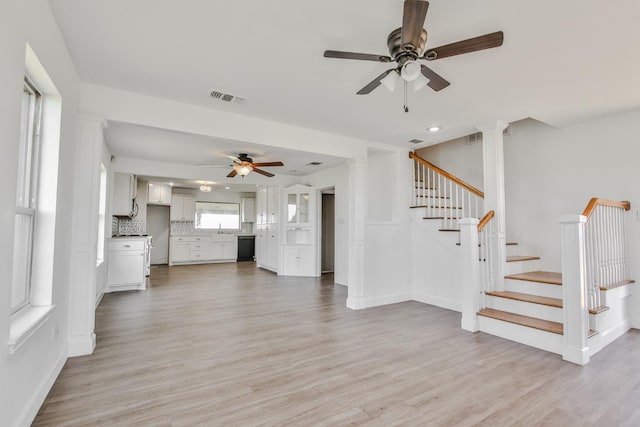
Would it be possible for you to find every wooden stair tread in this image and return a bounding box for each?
[599,279,635,291]
[416,195,450,199]
[588,329,599,338]
[506,255,540,262]
[484,291,562,308]
[478,308,563,335]
[439,228,460,232]
[589,306,610,315]
[505,271,562,286]
[423,216,445,220]
[506,242,518,246]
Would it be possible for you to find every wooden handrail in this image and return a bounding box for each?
[409,151,484,198]
[582,198,631,218]
[477,210,495,232]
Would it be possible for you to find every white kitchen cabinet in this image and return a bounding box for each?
[112,173,138,217]
[170,235,236,265]
[241,198,256,223]
[282,245,315,276]
[107,239,146,291]
[281,184,318,277]
[170,194,195,221]
[148,183,172,205]
[171,242,190,263]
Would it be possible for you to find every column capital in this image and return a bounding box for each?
[476,120,509,134]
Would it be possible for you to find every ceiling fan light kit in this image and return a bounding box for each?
[323,0,504,111]
[224,153,284,179]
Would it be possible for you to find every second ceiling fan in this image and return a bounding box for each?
[324,0,504,96]
[226,153,284,178]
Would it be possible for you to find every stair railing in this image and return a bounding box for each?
[459,210,495,332]
[558,197,631,365]
[410,152,484,228]
[582,198,631,312]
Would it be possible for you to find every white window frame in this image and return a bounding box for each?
[12,77,43,314]
[195,201,241,230]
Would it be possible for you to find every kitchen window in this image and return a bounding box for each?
[195,202,240,230]
[12,78,42,313]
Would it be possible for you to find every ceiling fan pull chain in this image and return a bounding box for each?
[403,81,409,113]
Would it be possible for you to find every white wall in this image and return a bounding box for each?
[0,1,80,425]
[416,135,484,190]
[303,163,349,286]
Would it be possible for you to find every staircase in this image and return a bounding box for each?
[410,150,636,363]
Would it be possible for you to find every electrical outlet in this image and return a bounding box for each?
[52,324,60,340]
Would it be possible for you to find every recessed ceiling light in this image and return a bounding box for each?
[169,182,174,186]
[427,126,441,132]
[224,186,231,190]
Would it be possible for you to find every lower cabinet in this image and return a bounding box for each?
[282,244,315,276]
[107,239,146,291]
[170,235,237,265]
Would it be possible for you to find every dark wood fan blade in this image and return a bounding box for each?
[252,161,284,167]
[424,31,504,61]
[226,169,238,178]
[252,168,274,178]
[420,65,450,92]
[324,50,392,63]
[357,69,397,95]
[401,0,429,49]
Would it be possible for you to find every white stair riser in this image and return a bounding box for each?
[504,278,562,299]
[591,286,633,333]
[485,295,563,323]
[505,245,520,256]
[505,259,541,275]
[478,316,563,355]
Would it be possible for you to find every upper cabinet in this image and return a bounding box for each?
[170,194,195,221]
[112,173,138,217]
[148,183,172,205]
[286,191,310,225]
[282,184,318,276]
[241,198,256,223]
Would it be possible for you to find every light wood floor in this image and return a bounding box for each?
[34,262,640,426]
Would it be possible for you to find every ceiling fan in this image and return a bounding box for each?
[223,153,284,178]
[324,0,504,98]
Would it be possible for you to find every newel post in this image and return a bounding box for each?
[460,218,481,332]
[559,215,590,365]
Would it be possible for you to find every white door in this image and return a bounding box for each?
[147,205,170,264]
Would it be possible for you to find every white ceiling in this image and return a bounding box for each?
[51,0,640,150]
[104,121,346,176]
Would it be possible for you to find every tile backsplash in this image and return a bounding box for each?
[112,217,147,236]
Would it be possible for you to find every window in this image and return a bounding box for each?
[96,164,107,265]
[12,78,42,313]
[195,202,240,230]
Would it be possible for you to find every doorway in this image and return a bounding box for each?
[147,205,170,264]
[321,188,335,273]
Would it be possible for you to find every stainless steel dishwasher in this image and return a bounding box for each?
[237,235,255,262]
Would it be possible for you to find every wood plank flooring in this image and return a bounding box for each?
[33,262,640,426]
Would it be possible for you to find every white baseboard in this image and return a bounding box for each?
[412,292,462,312]
[18,350,67,427]
[364,293,411,308]
[68,333,96,357]
[346,297,366,310]
[95,291,104,307]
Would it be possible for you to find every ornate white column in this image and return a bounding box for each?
[478,120,509,291]
[68,114,106,356]
[346,154,367,310]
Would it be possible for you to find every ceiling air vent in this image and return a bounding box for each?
[408,138,424,144]
[467,126,511,145]
[210,90,246,104]
[306,162,323,166]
